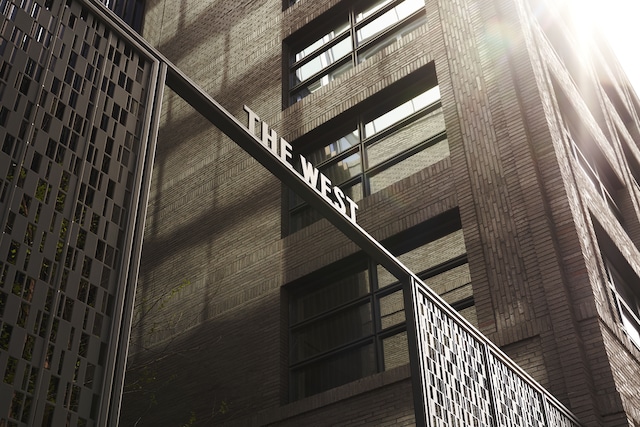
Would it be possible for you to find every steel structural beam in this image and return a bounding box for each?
[82,0,415,282]
[163,69,416,284]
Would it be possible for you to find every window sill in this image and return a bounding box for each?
[256,364,411,425]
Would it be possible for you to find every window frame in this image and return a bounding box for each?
[287,215,472,401]
[286,0,427,105]
[287,79,446,233]
[604,258,640,349]
[566,129,624,222]
[553,77,626,224]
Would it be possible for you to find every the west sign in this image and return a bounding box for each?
[243,105,359,224]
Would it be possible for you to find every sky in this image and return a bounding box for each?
[576,0,640,94]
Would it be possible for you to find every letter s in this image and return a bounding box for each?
[333,186,347,215]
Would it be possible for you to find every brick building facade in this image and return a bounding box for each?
[1,0,639,425]
[118,0,640,425]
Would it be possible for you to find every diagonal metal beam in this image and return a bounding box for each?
[163,66,415,284]
[88,0,415,282]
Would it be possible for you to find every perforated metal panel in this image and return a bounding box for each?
[0,0,158,425]
[408,277,581,427]
[488,353,546,427]
[543,399,581,427]
[413,284,493,426]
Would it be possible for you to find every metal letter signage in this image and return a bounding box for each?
[243,105,359,224]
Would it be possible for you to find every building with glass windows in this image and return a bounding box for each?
[116,0,640,425]
[2,0,640,425]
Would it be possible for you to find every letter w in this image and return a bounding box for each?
[299,155,319,189]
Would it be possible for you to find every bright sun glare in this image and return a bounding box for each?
[567,0,640,93]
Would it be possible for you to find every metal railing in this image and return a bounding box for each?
[406,277,581,426]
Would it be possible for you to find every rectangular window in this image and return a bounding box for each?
[564,126,624,224]
[552,77,626,226]
[287,0,426,104]
[288,216,473,400]
[289,80,446,232]
[605,259,640,348]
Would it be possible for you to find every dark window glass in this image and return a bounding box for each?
[288,219,474,400]
[102,0,145,33]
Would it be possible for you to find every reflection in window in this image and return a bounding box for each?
[358,15,425,64]
[552,77,626,227]
[605,259,640,348]
[294,36,352,83]
[307,130,359,165]
[289,82,446,233]
[357,0,393,22]
[356,0,424,45]
[369,140,448,193]
[367,108,445,168]
[365,86,440,137]
[291,62,352,104]
[564,122,624,225]
[289,219,472,400]
[294,23,350,62]
[287,0,426,104]
[322,152,362,184]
